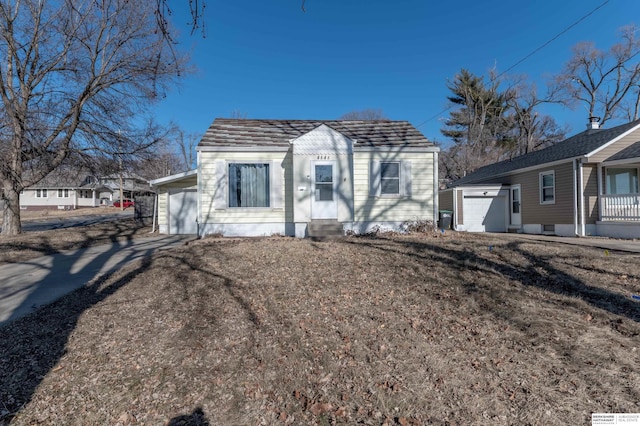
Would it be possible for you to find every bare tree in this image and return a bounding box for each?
[339,109,388,120]
[551,24,640,126]
[176,130,199,171]
[503,81,567,157]
[0,0,185,235]
[230,109,248,119]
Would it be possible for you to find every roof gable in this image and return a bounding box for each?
[197,118,433,149]
[451,119,640,186]
[291,124,353,155]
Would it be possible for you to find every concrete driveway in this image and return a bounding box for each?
[0,234,193,326]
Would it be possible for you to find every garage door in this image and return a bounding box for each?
[169,189,198,235]
[463,196,506,232]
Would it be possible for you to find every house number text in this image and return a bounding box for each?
[316,155,331,160]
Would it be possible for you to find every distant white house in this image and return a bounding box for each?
[19,170,154,211]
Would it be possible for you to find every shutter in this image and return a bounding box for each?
[270,160,283,209]
[214,160,227,209]
[401,161,412,197]
[369,160,381,197]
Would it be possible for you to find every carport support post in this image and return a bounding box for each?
[150,193,157,233]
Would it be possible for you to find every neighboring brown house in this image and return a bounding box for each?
[439,118,640,238]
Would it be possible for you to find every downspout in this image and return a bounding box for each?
[197,150,202,238]
[579,160,585,236]
[452,189,457,231]
[433,151,439,223]
[573,159,579,236]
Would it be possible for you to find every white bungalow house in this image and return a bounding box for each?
[150,119,439,237]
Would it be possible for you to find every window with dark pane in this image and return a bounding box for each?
[228,163,270,207]
[381,162,400,195]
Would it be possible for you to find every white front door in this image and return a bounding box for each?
[510,185,522,226]
[311,161,338,219]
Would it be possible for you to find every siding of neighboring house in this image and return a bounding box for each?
[513,162,575,225]
[439,189,453,212]
[199,151,288,226]
[583,164,599,224]
[20,188,77,209]
[352,151,435,223]
[587,128,640,163]
[456,190,463,225]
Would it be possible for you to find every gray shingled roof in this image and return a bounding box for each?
[452,119,640,186]
[197,118,433,148]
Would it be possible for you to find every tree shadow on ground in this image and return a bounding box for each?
[167,407,210,426]
[0,238,258,424]
[0,230,186,423]
[343,235,640,323]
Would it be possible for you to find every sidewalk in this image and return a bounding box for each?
[0,235,193,326]
[490,233,640,254]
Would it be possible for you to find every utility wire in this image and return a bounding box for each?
[415,0,611,130]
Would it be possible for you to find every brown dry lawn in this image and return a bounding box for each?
[1,231,639,425]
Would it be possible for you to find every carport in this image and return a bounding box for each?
[149,170,198,235]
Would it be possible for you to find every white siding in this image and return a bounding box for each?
[200,151,289,225]
[352,151,436,222]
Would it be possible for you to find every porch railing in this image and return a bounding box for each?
[600,193,640,221]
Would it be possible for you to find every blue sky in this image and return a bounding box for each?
[154,0,638,145]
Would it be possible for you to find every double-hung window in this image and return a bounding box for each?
[36,189,48,198]
[539,171,555,204]
[380,162,400,195]
[57,189,70,198]
[370,160,412,197]
[228,163,270,208]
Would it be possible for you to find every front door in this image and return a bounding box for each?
[311,161,338,219]
[510,185,521,226]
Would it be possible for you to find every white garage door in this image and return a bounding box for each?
[169,189,198,235]
[463,196,507,232]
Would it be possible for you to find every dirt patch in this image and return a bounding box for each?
[0,219,152,265]
[1,232,639,425]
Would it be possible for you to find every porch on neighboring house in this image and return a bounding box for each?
[593,163,640,238]
[600,194,640,221]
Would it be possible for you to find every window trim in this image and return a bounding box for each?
[57,188,70,198]
[370,160,411,198]
[380,161,401,196]
[35,188,48,198]
[539,170,555,205]
[227,162,271,209]
[605,167,639,195]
